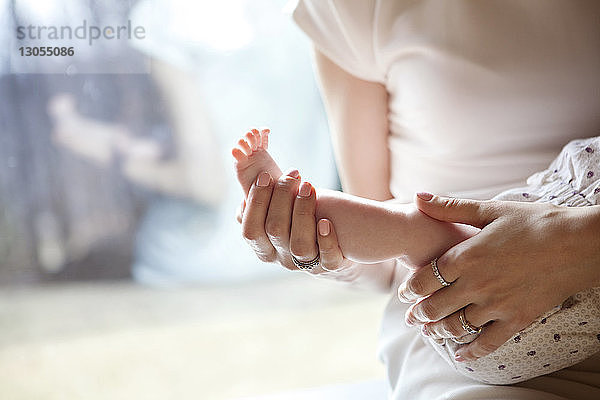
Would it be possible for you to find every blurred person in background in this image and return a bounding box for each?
[0,0,162,284]
[1,0,336,286]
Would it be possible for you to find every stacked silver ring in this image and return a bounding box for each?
[431,258,451,287]
[459,308,482,335]
[291,254,320,270]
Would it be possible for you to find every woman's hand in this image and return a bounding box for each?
[397,193,600,362]
[237,169,351,274]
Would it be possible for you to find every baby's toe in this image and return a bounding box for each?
[245,131,258,151]
[260,128,270,150]
[231,147,247,162]
[250,130,262,149]
[250,128,261,147]
[237,139,252,156]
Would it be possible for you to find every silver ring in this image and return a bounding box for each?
[459,308,482,335]
[450,335,477,345]
[431,258,451,287]
[291,253,320,270]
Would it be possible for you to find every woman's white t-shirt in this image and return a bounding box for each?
[293,0,600,399]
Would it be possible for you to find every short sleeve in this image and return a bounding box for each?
[292,0,385,83]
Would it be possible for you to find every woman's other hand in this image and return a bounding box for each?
[398,193,600,361]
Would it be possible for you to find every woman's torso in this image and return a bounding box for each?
[379,0,600,201]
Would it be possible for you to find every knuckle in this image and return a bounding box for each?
[265,218,287,239]
[442,197,463,211]
[256,251,275,263]
[280,261,297,272]
[470,276,495,297]
[247,192,269,209]
[241,225,260,242]
[455,246,480,266]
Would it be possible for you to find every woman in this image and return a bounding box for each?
[239,1,600,398]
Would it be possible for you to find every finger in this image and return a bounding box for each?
[290,182,319,264]
[414,193,500,229]
[405,283,471,325]
[237,138,252,156]
[424,305,488,340]
[265,169,301,253]
[397,255,460,303]
[316,219,345,271]
[454,321,513,362]
[241,172,277,263]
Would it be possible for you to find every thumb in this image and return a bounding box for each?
[414,192,499,228]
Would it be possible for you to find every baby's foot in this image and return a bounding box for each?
[232,128,283,196]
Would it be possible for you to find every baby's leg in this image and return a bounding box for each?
[314,189,477,266]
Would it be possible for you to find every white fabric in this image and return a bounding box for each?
[237,379,388,400]
[293,0,600,398]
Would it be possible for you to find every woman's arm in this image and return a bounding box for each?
[313,49,392,201]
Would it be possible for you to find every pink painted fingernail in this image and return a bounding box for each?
[318,219,330,236]
[299,182,312,197]
[417,192,433,201]
[454,354,466,362]
[257,172,271,187]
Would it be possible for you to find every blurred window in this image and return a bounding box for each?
[0,0,337,286]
